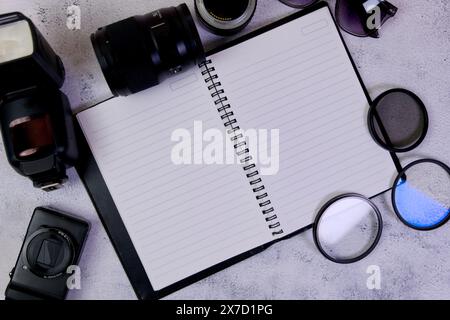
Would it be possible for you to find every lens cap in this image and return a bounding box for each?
[368,88,429,153]
[195,0,257,35]
[24,228,75,278]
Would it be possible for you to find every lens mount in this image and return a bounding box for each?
[195,0,257,36]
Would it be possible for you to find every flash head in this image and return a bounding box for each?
[91,3,205,96]
[0,12,65,95]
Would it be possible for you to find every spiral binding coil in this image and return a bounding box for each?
[199,60,284,236]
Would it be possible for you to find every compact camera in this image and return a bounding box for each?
[5,207,89,300]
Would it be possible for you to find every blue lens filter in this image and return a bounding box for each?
[392,159,450,230]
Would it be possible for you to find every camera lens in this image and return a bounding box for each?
[24,228,75,279]
[91,4,205,97]
[195,0,257,35]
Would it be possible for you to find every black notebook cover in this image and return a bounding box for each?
[75,2,401,300]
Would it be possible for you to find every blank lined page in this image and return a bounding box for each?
[77,67,272,290]
[210,6,396,235]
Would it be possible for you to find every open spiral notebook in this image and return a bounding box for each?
[76,3,396,299]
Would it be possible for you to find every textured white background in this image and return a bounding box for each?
[0,0,449,300]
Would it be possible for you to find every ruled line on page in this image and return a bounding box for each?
[97,98,212,150]
[132,192,255,238]
[225,44,337,93]
[115,160,231,200]
[91,83,206,135]
[151,229,264,275]
[100,107,214,161]
[222,27,334,79]
[101,112,216,171]
[136,200,249,245]
[124,170,243,217]
[274,134,379,176]
[142,213,258,262]
[128,179,258,230]
[240,81,358,121]
[231,56,345,104]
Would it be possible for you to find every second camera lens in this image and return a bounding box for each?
[195,0,257,35]
[91,4,205,97]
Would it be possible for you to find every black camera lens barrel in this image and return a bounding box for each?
[91,3,205,97]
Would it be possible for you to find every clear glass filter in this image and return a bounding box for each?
[314,194,382,263]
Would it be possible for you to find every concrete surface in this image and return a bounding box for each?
[0,0,449,300]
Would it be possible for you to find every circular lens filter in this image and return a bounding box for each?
[195,0,257,35]
[392,159,450,230]
[368,89,429,153]
[278,0,318,9]
[313,194,382,264]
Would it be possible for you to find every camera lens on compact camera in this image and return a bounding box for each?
[91,3,205,97]
[25,228,75,279]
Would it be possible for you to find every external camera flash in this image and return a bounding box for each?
[0,12,78,191]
